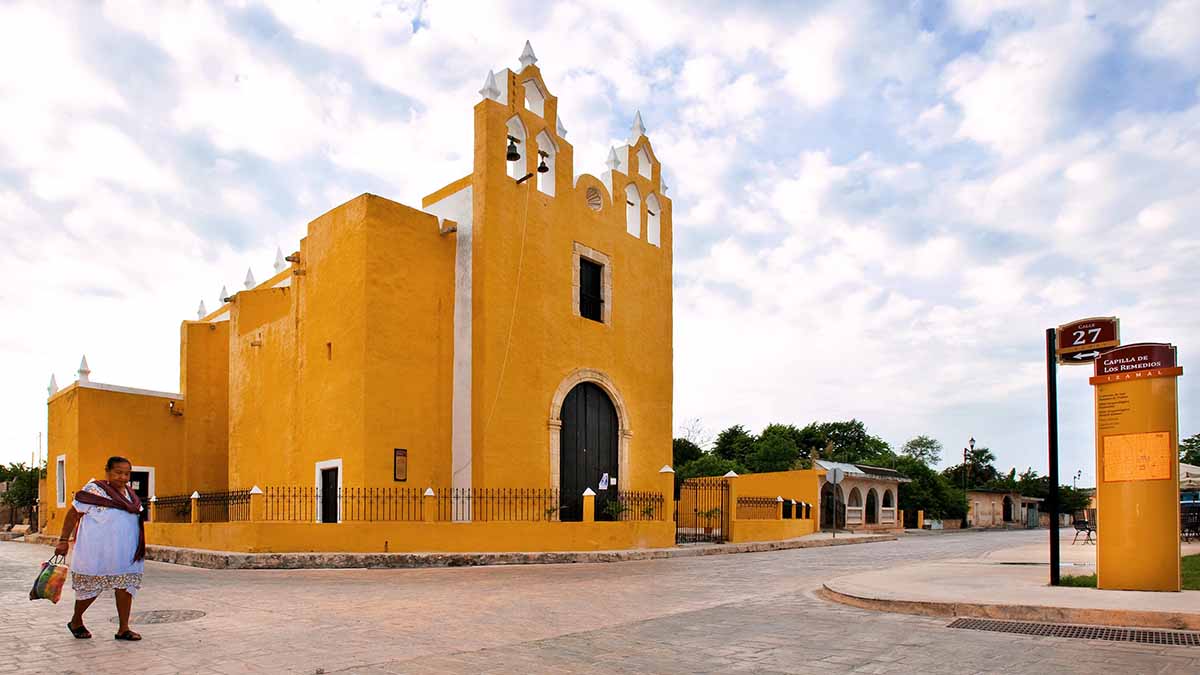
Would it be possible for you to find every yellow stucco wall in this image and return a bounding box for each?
[146,519,673,553]
[180,321,229,492]
[45,384,185,535]
[468,70,673,493]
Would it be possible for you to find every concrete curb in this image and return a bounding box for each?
[20,532,896,570]
[818,583,1200,631]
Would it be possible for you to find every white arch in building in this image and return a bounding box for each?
[624,183,641,237]
[645,193,661,246]
[535,130,557,196]
[506,116,527,180]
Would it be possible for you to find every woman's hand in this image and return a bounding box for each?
[54,540,69,557]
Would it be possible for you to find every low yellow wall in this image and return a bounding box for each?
[729,517,816,543]
[146,519,674,554]
[732,468,822,506]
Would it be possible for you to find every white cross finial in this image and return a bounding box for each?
[519,40,537,70]
[479,70,501,101]
[274,247,287,273]
[48,374,59,396]
[197,300,207,320]
[77,355,90,383]
[244,267,256,289]
[556,116,567,137]
[606,146,621,171]
[630,110,646,141]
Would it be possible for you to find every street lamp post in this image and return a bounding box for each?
[964,437,975,526]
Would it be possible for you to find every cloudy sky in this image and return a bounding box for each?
[1,0,1197,484]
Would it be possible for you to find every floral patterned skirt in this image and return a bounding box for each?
[71,571,142,600]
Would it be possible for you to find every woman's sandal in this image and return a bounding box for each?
[67,621,91,639]
[114,629,142,641]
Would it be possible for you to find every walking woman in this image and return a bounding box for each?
[55,456,145,641]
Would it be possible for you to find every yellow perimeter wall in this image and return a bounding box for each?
[146,520,673,554]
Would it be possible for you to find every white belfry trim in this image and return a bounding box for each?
[548,368,632,492]
[425,185,475,521]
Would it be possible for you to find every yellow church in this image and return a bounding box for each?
[43,44,822,556]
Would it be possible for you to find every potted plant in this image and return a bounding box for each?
[700,507,722,534]
[602,500,629,521]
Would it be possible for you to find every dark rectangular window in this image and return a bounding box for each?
[580,258,603,322]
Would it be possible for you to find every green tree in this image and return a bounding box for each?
[808,420,893,465]
[900,435,943,466]
[0,462,40,525]
[895,455,966,520]
[745,426,801,473]
[675,454,745,483]
[672,438,703,468]
[712,425,756,466]
[1181,433,1200,465]
[942,446,1000,489]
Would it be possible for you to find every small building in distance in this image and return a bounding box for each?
[965,489,1042,528]
[815,460,909,532]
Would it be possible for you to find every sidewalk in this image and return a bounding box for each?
[822,533,1200,630]
[20,530,894,569]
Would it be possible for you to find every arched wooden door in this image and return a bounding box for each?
[559,382,619,521]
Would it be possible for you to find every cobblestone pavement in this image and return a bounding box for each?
[3,531,1197,674]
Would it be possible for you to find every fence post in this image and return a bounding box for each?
[582,488,596,523]
[776,496,784,520]
[189,491,200,524]
[659,465,675,521]
[917,509,925,530]
[249,486,264,522]
[724,471,739,542]
[423,488,436,522]
[149,496,157,522]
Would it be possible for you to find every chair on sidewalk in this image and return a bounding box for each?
[1071,519,1095,545]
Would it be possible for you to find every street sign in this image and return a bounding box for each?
[1090,342,1179,384]
[829,468,844,484]
[1056,316,1120,365]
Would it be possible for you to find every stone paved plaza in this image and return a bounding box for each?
[3,531,1197,674]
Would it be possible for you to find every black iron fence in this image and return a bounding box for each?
[196,490,251,522]
[737,496,779,520]
[153,494,192,523]
[436,488,561,522]
[614,491,666,521]
[264,486,425,522]
[675,477,730,544]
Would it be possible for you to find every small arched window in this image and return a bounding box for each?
[645,193,661,247]
[848,487,862,507]
[624,184,640,237]
[535,130,556,196]
[636,147,652,179]
[506,116,526,180]
[523,80,545,117]
[882,489,894,508]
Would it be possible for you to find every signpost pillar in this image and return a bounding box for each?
[1049,316,1120,586]
[1090,343,1183,591]
[1045,328,1061,585]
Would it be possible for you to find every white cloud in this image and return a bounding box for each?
[942,18,1108,154]
[776,13,849,109]
[1136,0,1200,69]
